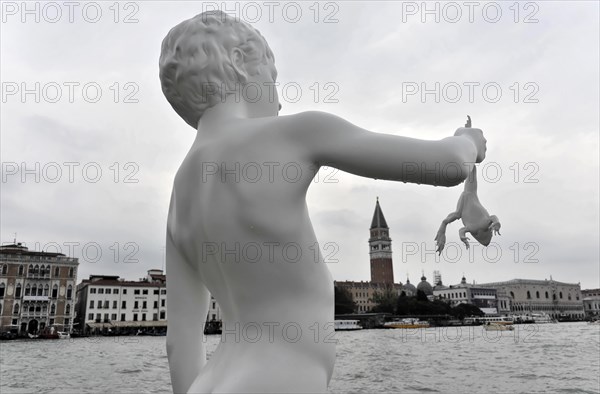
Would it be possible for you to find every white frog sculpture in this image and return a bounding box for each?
[435,117,500,254]
[435,166,501,253]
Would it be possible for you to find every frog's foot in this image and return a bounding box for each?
[459,227,470,249]
[489,215,501,235]
[435,231,446,255]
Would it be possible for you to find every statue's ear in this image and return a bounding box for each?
[230,48,248,84]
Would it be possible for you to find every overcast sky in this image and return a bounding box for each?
[1,1,598,290]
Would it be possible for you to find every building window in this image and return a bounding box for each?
[123,289,127,295]
[32,284,37,296]
[66,304,71,315]
[96,314,101,321]
[111,314,117,321]
[154,289,159,295]
[134,301,139,309]
[98,301,102,309]
[67,285,73,299]
[560,292,563,299]
[113,289,119,294]
[154,301,158,309]
[568,294,572,300]
[113,300,117,309]
[106,289,111,294]
[89,300,95,309]
[160,310,165,319]
[43,284,49,296]
[50,304,56,315]
[142,313,146,321]
[54,267,60,277]
[536,291,540,299]
[104,301,109,309]
[68,267,74,278]
[64,318,70,326]
[161,299,165,307]
[153,313,158,321]
[510,291,515,299]
[133,314,138,321]
[52,285,58,298]
[122,300,126,309]
[161,289,166,295]
[17,265,24,276]
[90,288,96,294]
[142,301,147,309]
[142,290,148,295]
[134,289,140,295]
[98,288,104,294]
[88,313,94,320]
[1,264,7,275]
[104,313,109,322]
[121,314,125,321]
[0,283,5,298]
[13,303,19,314]
[527,291,531,299]
[15,284,21,298]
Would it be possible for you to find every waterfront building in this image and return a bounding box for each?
[75,269,223,333]
[581,289,600,319]
[478,278,585,320]
[335,280,403,313]
[433,276,498,315]
[75,269,167,333]
[0,243,79,335]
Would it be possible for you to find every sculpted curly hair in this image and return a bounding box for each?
[159,11,275,129]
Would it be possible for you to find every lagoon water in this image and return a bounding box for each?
[1,322,599,393]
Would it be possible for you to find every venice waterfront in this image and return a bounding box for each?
[1,322,599,394]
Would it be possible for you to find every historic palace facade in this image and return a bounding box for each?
[0,243,79,335]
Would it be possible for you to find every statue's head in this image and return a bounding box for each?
[472,226,493,246]
[159,11,275,129]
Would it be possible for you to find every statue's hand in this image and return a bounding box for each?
[455,127,487,163]
[435,231,446,255]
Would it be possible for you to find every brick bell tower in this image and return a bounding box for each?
[369,197,394,284]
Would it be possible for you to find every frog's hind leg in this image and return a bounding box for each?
[489,215,501,235]
[458,227,470,249]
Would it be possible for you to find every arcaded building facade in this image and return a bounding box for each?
[0,243,79,335]
[478,279,585,320]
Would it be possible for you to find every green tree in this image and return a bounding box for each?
[334,287,357,314]
[451,303,484,319]
[371,286,397,314]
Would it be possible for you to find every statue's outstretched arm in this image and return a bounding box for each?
[166,232,210,394]
[292,111,480,187]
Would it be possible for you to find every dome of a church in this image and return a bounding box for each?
[417,275,433,295]
[402,278,417,295]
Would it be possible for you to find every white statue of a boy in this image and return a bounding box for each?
[160,11,486,394]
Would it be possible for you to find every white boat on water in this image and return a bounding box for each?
[334,320,362,331]
[384,318,430,329]
[530,313,557,324]
[57,331,70,339]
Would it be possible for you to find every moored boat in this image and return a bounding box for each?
[384,319,430,329]
[334,320,362,331]
[484,322,514,331]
